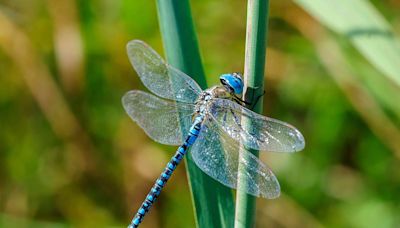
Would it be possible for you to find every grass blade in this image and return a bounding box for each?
[156,1,235,227]
[283,9,400,159]
[294,0,400,87]
[235,0,269,227]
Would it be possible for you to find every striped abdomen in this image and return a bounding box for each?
[128,116,203,228]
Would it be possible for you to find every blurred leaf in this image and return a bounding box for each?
[294,0,400,87]
[0,213,67,228]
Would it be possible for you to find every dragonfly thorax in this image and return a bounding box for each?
[194,86,233,115]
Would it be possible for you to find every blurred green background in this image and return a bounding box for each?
[1,0,400,227]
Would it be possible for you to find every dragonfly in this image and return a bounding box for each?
[123,40,305,228]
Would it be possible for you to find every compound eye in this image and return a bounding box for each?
[221,80,233,92]
[220,78,227,85]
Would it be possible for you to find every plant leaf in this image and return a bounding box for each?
[294,0,400,87]
[156,1,235,227]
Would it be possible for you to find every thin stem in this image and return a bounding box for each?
[235,0,269,227]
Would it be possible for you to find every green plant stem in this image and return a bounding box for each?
[235,0,269,227]
[156,1,234,228]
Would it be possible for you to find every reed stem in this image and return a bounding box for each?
[235,0,269,227]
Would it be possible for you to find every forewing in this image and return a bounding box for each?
[122,90,194,145]
[210,99,305,152]
[127,40,202,103]
[190,118,280,198]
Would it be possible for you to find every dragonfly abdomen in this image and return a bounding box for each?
[128,116,203,228]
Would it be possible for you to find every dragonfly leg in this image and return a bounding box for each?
[233,89,265,110]
[233,95,251,106]
[250,90,266,109]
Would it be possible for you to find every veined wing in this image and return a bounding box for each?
[122,90,194,145]
[209,99,305,152]
[190,117,280,198]
[127,40,202,103]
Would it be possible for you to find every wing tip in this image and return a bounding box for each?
[266,191,281,199]
[126,39,165,70]
[121,90,142,109]
[126,39,146,49]
[292,128,306,152]
[259,175,281,199]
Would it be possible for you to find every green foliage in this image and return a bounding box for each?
[294,0,400,88]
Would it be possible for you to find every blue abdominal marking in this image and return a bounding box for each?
[128,116,202,228]
[123,40,305,227]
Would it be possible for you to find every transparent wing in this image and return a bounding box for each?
[209,99,305,152]
[190,117,280,198]
[127,40,202,103]
[122,90,195,145]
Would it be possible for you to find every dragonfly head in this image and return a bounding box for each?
[220,72,244,95]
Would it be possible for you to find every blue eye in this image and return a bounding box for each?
[219,73,244,94]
